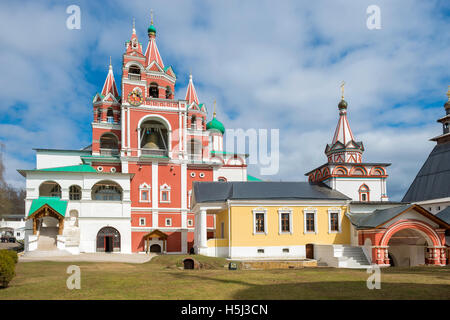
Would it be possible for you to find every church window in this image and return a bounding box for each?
[149,82,159,98]
[39,181,62,198]
[139,183,151,203]
[165,218,172,226]
[91,181,122,201]
[191,115,197,129]
[128,65,141,80]
[69,185,81,200]
[139,218,146,226]
[97,108,102,122]
[328,211,340,233]
[253,208,267,234]
[278,209,293,234]
[358,184,370,202]
[100,133,119,154]
[107,108,114,123]
[165,86,172,99]
[188,219,193,227]
[160,184,171,203]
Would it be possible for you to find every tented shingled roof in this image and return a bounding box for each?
[402,142,450,202]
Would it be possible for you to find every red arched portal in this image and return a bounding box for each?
[380,219,442,247]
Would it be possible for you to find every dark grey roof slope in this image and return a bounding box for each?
[347,204,412,228]
[193,181,351,204]
[436,207,450,224]
[402,141,450,202]
[348,204,450,229]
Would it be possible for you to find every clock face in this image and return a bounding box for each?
[127,89,143,106]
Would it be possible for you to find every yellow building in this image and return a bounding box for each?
[192,181,353,260]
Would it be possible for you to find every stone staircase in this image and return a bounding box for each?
[315,245,371,269]
[338,246,371,268]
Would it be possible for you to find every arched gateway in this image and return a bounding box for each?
[353,204,449,266]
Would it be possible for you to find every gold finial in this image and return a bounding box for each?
[213,99,217,118]
[150,9,154,25]
[109,56,112,69]
[447,85,450,101]
[132,17,135,33]
[340,81,345,100]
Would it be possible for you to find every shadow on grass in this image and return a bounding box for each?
[167,271,450,300]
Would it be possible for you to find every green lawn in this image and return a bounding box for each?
[1,255,449,299]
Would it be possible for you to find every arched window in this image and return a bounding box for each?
[218,177,227,182]
[107,108,114,123]
[165,86,172,99]
[359,184,370,202]
[96,227,121,252]
[91,181,122,201]
[140,119,168,156]
[69,185,81,200]
[100,133,119,154]
[149,82,159,98]
[97,108,102,122]
[128,65,141,80]
[39,181,61,198]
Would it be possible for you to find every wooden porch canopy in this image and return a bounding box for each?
[143,229,168,253]
[26,197,68,235]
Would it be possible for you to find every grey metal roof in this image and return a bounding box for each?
[402,142,450,202]
[348,204,450,229]
[193,181,351,204]
[347,204,412,228]
[436,207,450,224]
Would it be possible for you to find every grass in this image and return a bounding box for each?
[0,255,449,300]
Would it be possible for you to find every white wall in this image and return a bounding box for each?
[36,151,87,169]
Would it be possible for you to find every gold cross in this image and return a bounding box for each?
[340,81,345,100]
[447,85,450,100]
[150,9,154,25]
[213,99,217,117]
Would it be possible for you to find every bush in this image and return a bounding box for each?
[0,250,18,264]
[0,252,15,288]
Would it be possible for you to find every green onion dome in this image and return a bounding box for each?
[148,24,156,35]
[206,116,225,135]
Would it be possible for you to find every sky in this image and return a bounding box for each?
[0,0,449,201]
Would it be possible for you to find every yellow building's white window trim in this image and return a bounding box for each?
[139,183,151,203]
[327,208,342,234]
[252,208,268,235]
[278,208,293,235]
[303,208,318,234]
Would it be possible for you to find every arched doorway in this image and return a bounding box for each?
[150,244,161,253]
[386,228,430,267]
[96,227,121,253]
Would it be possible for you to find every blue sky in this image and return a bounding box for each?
[0,0,449,200]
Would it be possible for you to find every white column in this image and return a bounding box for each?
[198,209,207,255]
[127,107,131,156]
[181,229,188,254]
[181,163,187,228]
[152,162,158,228]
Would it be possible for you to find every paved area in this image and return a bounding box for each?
[0,242,22,250]
[19,252,155,264]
